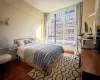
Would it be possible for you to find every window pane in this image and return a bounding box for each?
[64,9,76,45]
[47,8,76,45]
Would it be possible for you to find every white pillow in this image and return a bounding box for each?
[17,40,25,46]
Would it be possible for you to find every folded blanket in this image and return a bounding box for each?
[25,44,64,72]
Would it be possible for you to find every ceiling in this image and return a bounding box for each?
[23,0,83,12]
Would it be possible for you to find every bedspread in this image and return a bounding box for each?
[24,44,64,72]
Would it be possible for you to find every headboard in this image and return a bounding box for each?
[14,38,37,47]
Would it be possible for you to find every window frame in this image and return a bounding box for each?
[47,8,77,45]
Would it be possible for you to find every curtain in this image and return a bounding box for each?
[76,2,83,35]
[76,2,83,54]
[44,13,50,43]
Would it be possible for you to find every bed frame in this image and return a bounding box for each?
[14,38,63,71]
[19,54,62,71]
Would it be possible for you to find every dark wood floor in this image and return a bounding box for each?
[0,60,33,80]
[81,49,100,76]
[0,49,100,80]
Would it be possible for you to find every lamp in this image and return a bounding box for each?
[89,13,96,17]
[88,12,96,38]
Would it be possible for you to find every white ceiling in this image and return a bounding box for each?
[23,0,83,12]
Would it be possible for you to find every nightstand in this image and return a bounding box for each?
[7,49,17,60]
[82,38,94,49]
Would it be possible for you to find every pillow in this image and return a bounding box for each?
[24,39,32,45]
[31,39,39,44]
[17,40,25,46]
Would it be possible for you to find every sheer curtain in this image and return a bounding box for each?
[44,13,51,43]
[76,2,83,36]
[76,2,83,53]
[45,10,77,45]
[45,2,83,46]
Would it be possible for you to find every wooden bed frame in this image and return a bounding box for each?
[14,38,63,71]
[19,54,62,71]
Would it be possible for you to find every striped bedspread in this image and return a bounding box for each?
[24,44,64,72]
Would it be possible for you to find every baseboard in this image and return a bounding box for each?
[64,50,74,54]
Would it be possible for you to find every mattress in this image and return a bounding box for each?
[17,44,45,58]
[17,44,38,58]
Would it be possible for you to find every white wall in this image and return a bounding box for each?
[82,0,95,33]
[0,0,44,48]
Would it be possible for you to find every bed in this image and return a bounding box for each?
[14,38,64,72]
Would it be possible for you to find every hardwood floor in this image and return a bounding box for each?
[0,60,33,80]
[64,50,74,54]
[81,49,100,76]
[0,49,100,80]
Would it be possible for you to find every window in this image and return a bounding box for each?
[47,8,76,45]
